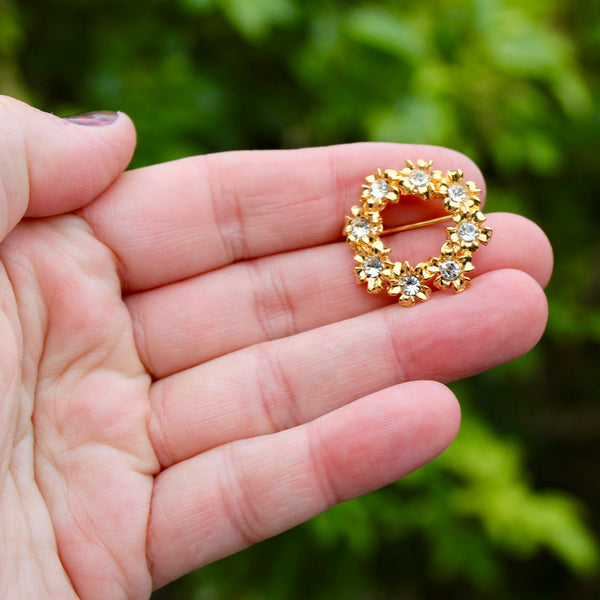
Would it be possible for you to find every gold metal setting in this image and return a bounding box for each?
[344,159,492,307]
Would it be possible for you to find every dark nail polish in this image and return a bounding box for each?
[62,110,119,126]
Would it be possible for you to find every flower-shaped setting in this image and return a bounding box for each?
[343,205,383,249]
[354,240,393,293]
[426,248,475,293]
[388,261,431,306]
[398,159,442,200]
[446,207,493,253]
[437,169,482,212]
[343,159,491,307]
[361,168,401,211]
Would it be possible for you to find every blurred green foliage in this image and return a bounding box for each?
[2,0,599,598]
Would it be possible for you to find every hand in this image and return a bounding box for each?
[0,97,552,599]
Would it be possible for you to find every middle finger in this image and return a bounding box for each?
[127,212,551,378]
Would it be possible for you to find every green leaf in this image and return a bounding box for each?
[178,0,214,13]
[216,0,298,40]
[368,97,453,145]
[342,6,428,63]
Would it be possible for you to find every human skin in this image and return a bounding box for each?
[0,97,552,599]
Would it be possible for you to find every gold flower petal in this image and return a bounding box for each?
[399,295,417,307]
[416,288,431,301]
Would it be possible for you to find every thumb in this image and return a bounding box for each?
[0,95,136,240]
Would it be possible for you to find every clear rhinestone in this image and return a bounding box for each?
[440,260,461,281]
[458,222,480,243]
[369,180,389,199]
[409,171,430,187]
[364,257,383,278]
[350,218,370,238]
[400,275,421,296]
[448,184,467,203]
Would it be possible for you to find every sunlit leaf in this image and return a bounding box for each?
[216,0,298,40]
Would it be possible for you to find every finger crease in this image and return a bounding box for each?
[148,381,177,468]
[218,443,265,547]
[254,345,303,433]
[247,258,298,342]
[306,422,343,507]
[124,297,156,378]
[204,155,249,263]
[382,308,409,383]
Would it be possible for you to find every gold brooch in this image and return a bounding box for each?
[343,159,492,307]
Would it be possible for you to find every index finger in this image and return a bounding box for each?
[81,143,485,291]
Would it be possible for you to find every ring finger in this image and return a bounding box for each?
[148,268,548,468]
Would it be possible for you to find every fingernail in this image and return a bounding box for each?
[62,110,119,126]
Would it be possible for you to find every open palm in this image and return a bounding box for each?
[0,99,552,599]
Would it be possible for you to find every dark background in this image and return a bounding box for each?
[1,0,599,598]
